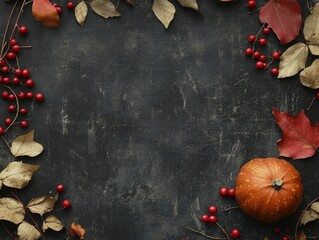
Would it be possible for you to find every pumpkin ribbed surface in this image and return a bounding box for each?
[235,158,303,222]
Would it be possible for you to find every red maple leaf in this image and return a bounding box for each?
[259,0,302,45]
[272,108,319,160]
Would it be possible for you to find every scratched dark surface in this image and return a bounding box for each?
[0,0,318,239]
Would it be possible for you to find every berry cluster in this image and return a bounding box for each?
[244,25,280,75]
[51,1,75,13]
[56,184,72,209]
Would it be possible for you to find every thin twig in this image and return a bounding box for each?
[1,136,11,150]
[9,0,28,41]
[216,223,230,240]
[185,226,228,240]
[1,221,15,240]
[224,206,240,212]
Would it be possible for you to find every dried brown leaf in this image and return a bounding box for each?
[176,0,198,11]
[278,42,308,78]
[0,197,25,224]
[11,130,44,157]
[17,221,41,240]
[300,58,319,89]
[70,223,86,239]
[296,230,306,240]
[152,0,176,29]
[42,215,64,232]
[89,0,120,19]
[0,161,39,189]
[75,1,88,26]
[304,3,319,42]
[27,195,58,216]
[300,210,319,225]
[310,201,319,213]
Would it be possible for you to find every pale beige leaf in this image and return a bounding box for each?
[309,45,319,55]
[152,0,176,29]
[311,201,319,213]
[304,3,319,41]
[0,161,39,189]
[300,58,319,89]
[296,231,306,240]
[0,197,25,224]
[176,0,198,10]
[75,1,88,26]
[27,195,58,216]
[42,215,64,232]
[89,0,120,19]
[17,221,41,240]
[300,210,319,225]
[10,130,44,157]
[278,42,309,78]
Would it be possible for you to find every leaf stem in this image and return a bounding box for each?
[185,226,228,240]
[223,206,240,212]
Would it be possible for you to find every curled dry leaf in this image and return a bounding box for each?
[152,0,176,29]
[75,1,88,26]
[300,210,319,225]
[89,0,121,19]
[300,58,319,89]
[70,223,86,239]
[310,202,319,213]
[176,0,198,11]
[0,161,39,189]
[27,195,58,216]
[32,0,60,28]
[17,221,41,240]
[11,130,44,157]
[0,197,25,224]
[303,3,319,44]
[278,42,308,78]
[42,215,64,232]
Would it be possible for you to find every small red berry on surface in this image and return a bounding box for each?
[230,229,240,238]
[201,214,209,223]
[248,35,256,42]
[22,69,30,78]
[25,79,34,88]
[62,199,72,209]
[258,38,267,46]
[8,94,15,101]
[219,187,229,197]
[18,26,28,35]
[12,77,20,85]
[2,66,9,73]
[0,127,5,135]
[252,51,260,59]
[12,45,21,53]
[0,76,3,83]
[262,62,267,68]
[67,2,75,9]
[35,93,44,102]
[247,0,256,9]
[17,91,25,99]
[0,60,5,66]
[255,61,264,69]
[56,6,63,14]
[20,120,28,128]
[272,51,280,60]
[208,215,217,224]
[3,77,10,85]
[26,91,33,99]
[56,184,64,193]
[9,39,17,46]
[208,206,218,214]
[274,227,281,233]
[15,69,22,76]
[1,91,9,99]
[259,55,267,62]
[6,52,16,60]
[5,118,12,125]
[228,188,236,197]
[263,27,271,35]
[281,237,289,240]
[20,108,27,115]
[8,105,16,112]
[271,68,279,76]
[53,3,58,7]
[245,48,253,56]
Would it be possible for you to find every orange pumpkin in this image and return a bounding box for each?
[235,157,303,222]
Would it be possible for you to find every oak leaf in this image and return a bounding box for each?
[0,161,39,189]
[17,221,41,240]
[32,0,60,28]
[176,0,198,11]
[300,210,319,225]
[152,0,176,29]
[70,223,86,239]
[0,197,25,224]
[27,195,58,216]
[89,0,120,19]
[11,130,44,157]
[278,42,308,78]
[75,1,88,26]
[303,3,319,45]
[300,58,319,89]
[259,0,302,45]
[272,109,319,159]
[42,215,64,232]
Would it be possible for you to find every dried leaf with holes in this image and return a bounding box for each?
[0,197,25,224]
[75,1,88,26]
[27,195,58,216]
[17,221,41,240]
[42,215,64,232]
[70,223,86,239]
[152,0,176,29]
[10,130,44,157]
[89,0,120,19]
[0,161,39,189]
[32,0,60,28]
[278,42,308,78]
[300,58,319,89]
[303,3,319,45]
[176,0,198,11]
[300,210,319,225]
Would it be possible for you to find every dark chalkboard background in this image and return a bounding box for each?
[0,0,318,239]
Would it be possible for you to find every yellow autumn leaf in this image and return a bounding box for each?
[11,130,44,157]
[75,1,88,26]
[152,0,176,29]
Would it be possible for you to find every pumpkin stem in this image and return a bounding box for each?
[272,179,283,190]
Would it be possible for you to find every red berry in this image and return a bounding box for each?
[271,68,279,76]
[12,45,21,53]
[248,35,256,42]
[9,39,17,46]
[263,27,271,35]
[258,38,267,46]
[12,77,20,85]
[201,214,209,223]
[245,48,253,56]
[228,188,236,197]
[5,118,12,125]
[6,52,16,60]
[219,187,229,197]
[247,0,256,9]
[62,199,72,209]
[17,91,25,99]
[25,79,34,88]
[255,61,264,69]
[263,62,267,68]
[8,105,16,112]
[253,51,260,59]
[0,76,3,83]
[0,127,5,135]
[56,6,63,14]
[272,51,280,59]
[3,77,10,85]
[15,68,22,76]
[20,120,28,128]
[259,55,267,62]
[22,69,30,78]
[230,229,240,238]
[67,2,75,9]
[8,94,15,101]
[281,237,289,240]
[0,60,5,66]
[20,108,27,114]
[208,215,217,224]
[208,206,218,214]
[35,93,44,102]
[1,91,9,99]
[315,92,319,100]
[53,3,58,7]
[26,91,33,99]
[18,26,28,35]
[56,184,64,193]
[2,66,9,73]
[274,228,281,233]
